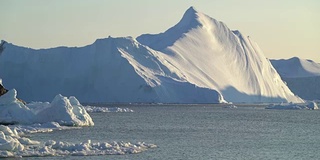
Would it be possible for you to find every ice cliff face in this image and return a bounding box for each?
[0,7,303,103]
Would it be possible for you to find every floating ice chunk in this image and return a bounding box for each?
[266,102,319,110]
[18,137,40,145]
[307,101,318,110]
[43,140,156,156]
[224,105,237,109]
[34,94,94,126]
[69,96,81,106]
[84,106,134,113]
[0,90,94,126]
[0,125,25,152]
[0,89,34,125]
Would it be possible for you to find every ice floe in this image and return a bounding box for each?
[224,105,238,109]
[84,106,134,113]
[266,101,319,110]
[0,125,156,158]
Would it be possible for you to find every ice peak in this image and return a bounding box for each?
[175,6,204,28]
[185,6,198,15]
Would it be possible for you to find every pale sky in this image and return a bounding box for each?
[0,0,319,62]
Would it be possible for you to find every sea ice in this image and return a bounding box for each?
[84,105,134,113]
[266,101,319,110]
[0,125,156,158]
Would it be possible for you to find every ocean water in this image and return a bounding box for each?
[30,104,320,160]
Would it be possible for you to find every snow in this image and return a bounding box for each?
[0,7,303,103]
[137,6,303,103]
[0,125,156,158]
[266,101,318,110]
[0,89,34,125]
[35,94,94,126]
[271,57,320,78]
[0,89,93,126]
[84,106,134,113]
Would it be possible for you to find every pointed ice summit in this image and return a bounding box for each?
[137,6,303,103]
[0,7,303,103]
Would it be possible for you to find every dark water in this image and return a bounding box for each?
[31,104,320,160]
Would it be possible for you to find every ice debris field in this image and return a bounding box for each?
[0,88,155,158]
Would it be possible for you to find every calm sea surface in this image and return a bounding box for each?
[30,104,320,160]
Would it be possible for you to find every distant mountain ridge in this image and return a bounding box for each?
[0,7,303,103]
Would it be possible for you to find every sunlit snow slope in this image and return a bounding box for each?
[138,7,302,103]
[0,37,223,103]
[0,7,302,103]
[271,57,320,100]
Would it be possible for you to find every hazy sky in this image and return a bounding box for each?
[0,0,319,62]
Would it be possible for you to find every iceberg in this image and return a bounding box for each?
[0,89,34,125]
[35,94,94,126]
[0,7,303,103]
[0,89,93,126]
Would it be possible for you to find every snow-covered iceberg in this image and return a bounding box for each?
[0,89,93,126]
[35,95,94,126]
[0,7,303,103]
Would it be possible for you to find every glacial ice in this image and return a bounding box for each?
[266,101,319,110]
[0,125,156,158]
[84,105,134,113]
[0,89,93,126]
[0,7,303,103]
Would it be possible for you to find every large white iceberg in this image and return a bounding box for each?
[0,7,303,103]
[0,89,94,126]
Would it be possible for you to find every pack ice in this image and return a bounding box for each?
[0,7,303,103]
